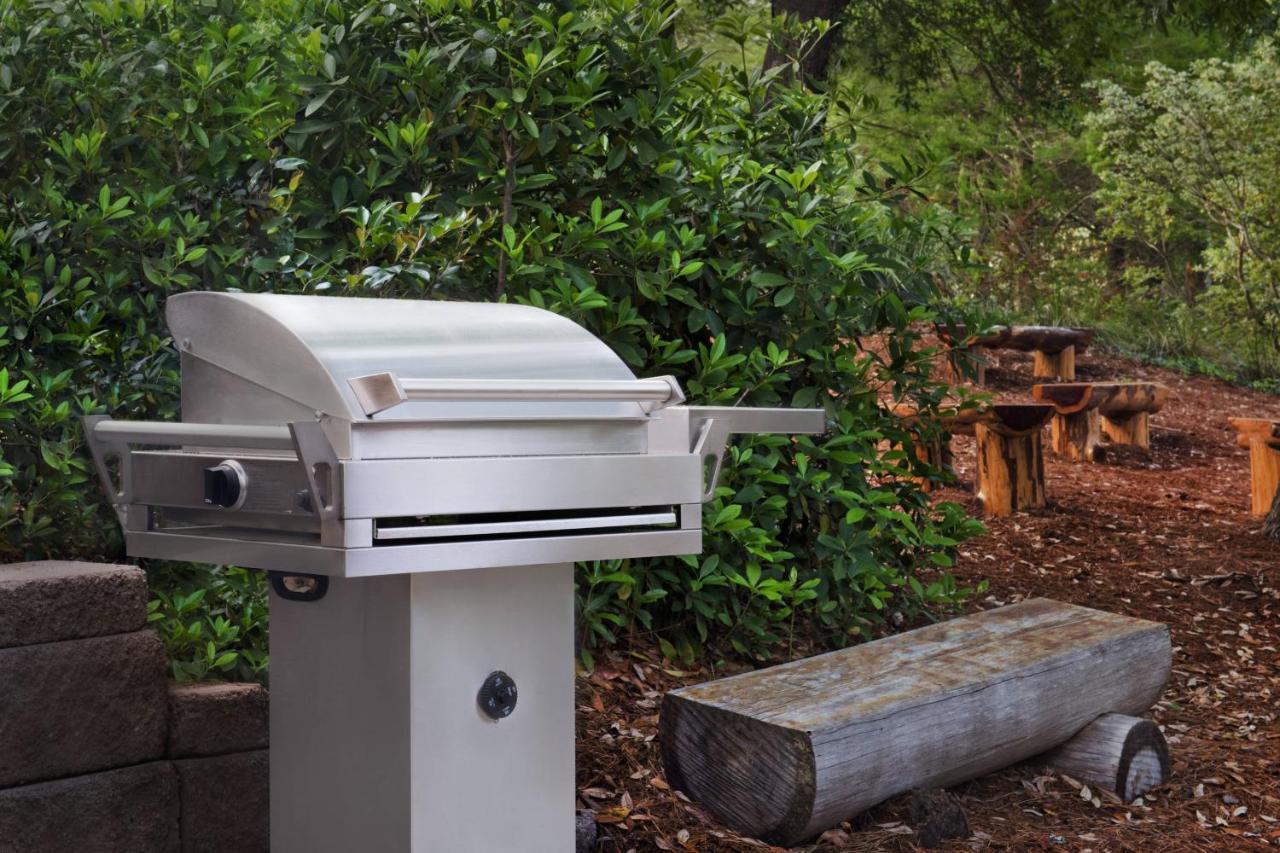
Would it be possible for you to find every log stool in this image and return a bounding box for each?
[972,404,1053,517]
[935,324,1095,382]
[1001,326,1095,381]
[1096,383,1168,448]
[1033,382,1170,460]
[1228,418,1280,516]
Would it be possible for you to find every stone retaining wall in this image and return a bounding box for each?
[0,562,268,853]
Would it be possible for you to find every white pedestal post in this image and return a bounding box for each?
[270,562,575,852]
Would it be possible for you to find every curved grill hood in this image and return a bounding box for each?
[168,291,649,423]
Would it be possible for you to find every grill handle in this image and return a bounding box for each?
[347,373,684,417]
[90,419,296,451]
[688,406,827,501]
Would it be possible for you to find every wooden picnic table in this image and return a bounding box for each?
[1032,382,1170,460]
[937,324,1096,382]
[1228,418,1280,516]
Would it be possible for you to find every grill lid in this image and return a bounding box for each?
[168,292,652,423]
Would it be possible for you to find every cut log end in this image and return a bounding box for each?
[1043,713,1171,803]
[659,693,815,844]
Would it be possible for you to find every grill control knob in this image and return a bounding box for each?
[203,460,247,510]
[477,671,518,720]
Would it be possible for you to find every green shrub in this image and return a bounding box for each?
[1,0,980,671]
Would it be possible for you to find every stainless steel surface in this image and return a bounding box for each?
[93,418,296,450]
[349,372,682,417]
[90,292,829,853]
[124,526,702,577]
[168,291,644,423]
[341,454,702,519]
[270,565,574,853]
[686,406,828,436]
[373,510,678,541]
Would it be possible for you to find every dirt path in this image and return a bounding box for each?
[577,350,1280,851]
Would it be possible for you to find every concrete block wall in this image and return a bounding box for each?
[0,562,268,853]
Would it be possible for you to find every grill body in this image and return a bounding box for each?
[86,292,824,852]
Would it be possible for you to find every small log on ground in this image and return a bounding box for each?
[1228,418,1280,518]
[660,599,1170,847]
[1042,713,1170,802]
[973,404,1053,517]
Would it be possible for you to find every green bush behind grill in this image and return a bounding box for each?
[0,0,982,675]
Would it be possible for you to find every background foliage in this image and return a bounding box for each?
[753,0,1280,384]
[0,0,981,677]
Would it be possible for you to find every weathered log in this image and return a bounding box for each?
[1032,345,1076,381]
[1042,714,1170,802]
[973,404,1053,517]
[1096,383,1169,450]
[1228,418,1280,518]
[660,599,1170,846]
[1001,325,1095,354]
[1033,383,1168,460]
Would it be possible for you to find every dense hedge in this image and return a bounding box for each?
[0,0,980,673]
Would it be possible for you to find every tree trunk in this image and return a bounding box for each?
[1264,485,1280,539]
[762,0,851,86]
[660,599,1171,846]
[1042,714,1170,802]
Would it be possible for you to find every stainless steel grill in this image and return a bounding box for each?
[85,292,824,852]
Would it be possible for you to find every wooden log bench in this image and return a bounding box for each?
[936,325,1095,382]
[660,599,1171,846]
[1032,382,1170,460]
[891,403,1052,515]
[1228,418,1280,516]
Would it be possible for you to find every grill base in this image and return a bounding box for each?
[270,564,574,852]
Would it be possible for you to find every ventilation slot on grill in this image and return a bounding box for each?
[373,506,678,545]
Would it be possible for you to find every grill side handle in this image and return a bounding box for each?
[686,407,827,501]
[81,416,300,521]
[347,373,685,417]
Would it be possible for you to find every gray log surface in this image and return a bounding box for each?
[660,599,1170,846]
[1042,713,1170,802]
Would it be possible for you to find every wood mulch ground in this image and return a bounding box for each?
[575,348,1280,852]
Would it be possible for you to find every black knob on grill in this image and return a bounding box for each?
[477,671,518,720]
[203,460,246,510]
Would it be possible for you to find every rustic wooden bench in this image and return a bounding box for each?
[892,403,1052,516]
[937,324,1095,382]
[660,598,1170,846]
[1228,418,1280,516]
[1032,382,1170,460]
